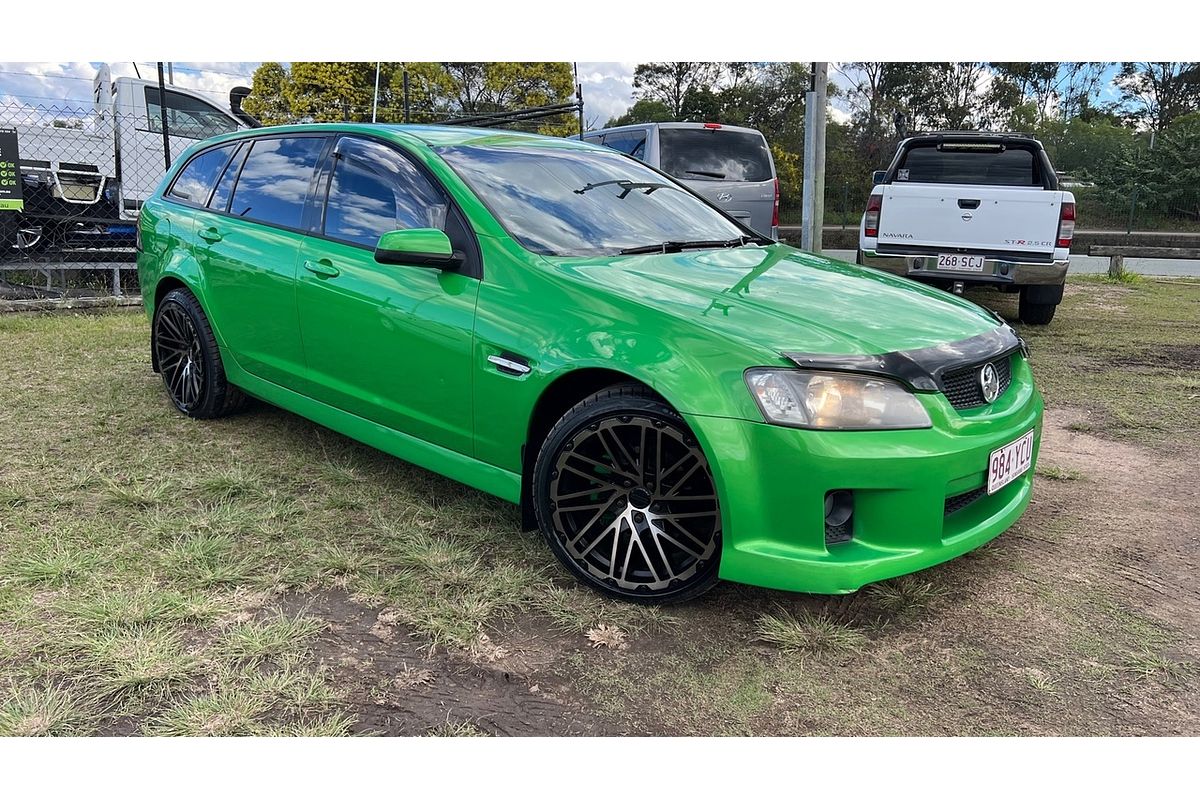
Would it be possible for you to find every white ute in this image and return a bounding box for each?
[857,131,1074,325]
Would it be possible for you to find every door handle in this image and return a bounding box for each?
[304,259,341,278]
[197,227,223,243]
[957,199,981,209]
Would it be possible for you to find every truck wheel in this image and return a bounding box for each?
[1019,289,1058,325]
[855,249,864,265]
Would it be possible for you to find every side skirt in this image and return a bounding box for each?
[225,357,522,505]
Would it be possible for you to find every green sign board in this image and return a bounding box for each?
[0,127,23,211]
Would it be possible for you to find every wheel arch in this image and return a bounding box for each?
[519,367,665,530]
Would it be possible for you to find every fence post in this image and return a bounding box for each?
[156,63,171,170]
[1126,187,1138,235]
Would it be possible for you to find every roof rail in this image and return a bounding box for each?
[914,129,1036,138]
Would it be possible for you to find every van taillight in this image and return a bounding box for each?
[1057,201,1075,249]
[772,178,780,228]
[864,193,883,238]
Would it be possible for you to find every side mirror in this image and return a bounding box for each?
[374,228,463,269]
[872,170,887,185]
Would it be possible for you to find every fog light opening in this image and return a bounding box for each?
[824,490,854,545]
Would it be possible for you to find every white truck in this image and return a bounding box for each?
[1,64,255,251]
[857,131,1075,325]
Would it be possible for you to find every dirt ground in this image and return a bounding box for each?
[1,276,1197,736]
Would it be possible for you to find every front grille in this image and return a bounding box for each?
[941,354,1012,410]
[944,486,986,516]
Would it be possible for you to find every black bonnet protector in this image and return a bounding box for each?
[782,324,1026,393]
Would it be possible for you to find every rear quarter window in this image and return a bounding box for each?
[166,145,235,205]
[896,144,1041,186]
[659,128,773,183]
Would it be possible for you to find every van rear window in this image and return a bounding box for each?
[659,129,773,183]
[896,144,1040,186]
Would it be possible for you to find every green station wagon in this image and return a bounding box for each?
[137,124,1043,603]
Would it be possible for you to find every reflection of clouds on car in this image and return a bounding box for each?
[439,146,746,257]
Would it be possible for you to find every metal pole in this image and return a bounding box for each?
[574,62,584,135]
[167,62,174,85]
[372,61,381,123]
[403,68,411,123]
[811,62,828,254]
[800,67,816,251]
[157,62,171,170]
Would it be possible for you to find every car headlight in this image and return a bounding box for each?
[745,369,932,430]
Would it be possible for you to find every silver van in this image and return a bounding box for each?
[579,122,778,239]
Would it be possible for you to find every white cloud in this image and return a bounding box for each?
[576,62,636,129]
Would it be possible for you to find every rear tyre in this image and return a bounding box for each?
[533,384,722,605]
[855,249,864,265]
[1018,288,1058,325]
[152,287,247,418]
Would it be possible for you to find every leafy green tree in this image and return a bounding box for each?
[242,62,293,125]
[1115,62,1200,131]
[605,99,674,127]
[283,62,394,122]
[632,62,723,118]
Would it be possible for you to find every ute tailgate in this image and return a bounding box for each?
[878,184,1064,256]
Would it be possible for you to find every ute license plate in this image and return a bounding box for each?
[987,430,1035,495]
[936,253,986,272]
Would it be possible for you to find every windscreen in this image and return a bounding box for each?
[896,143,1041,186]
[437,144,746,257]
[658,128,773,182]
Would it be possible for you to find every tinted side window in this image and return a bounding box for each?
[145,87,239,140]
[208,142,247,212]
[166,145,235,205]
[897,145,1039,186]
[323,137,449,248]
[601,131,647,160]
[229,137,326,229]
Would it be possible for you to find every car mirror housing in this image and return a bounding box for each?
[374,228,463,269]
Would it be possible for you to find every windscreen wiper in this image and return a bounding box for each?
[618,235,767,256]
[684,169,726,179]
[575,179,675,199]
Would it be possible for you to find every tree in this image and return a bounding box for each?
[605,98,674,128]
[242,62,293,125]
[1116,62,1200,131]
[632,62,723,118]
[283,62,394,122]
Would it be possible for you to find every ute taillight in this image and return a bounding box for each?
[772,178,780,228]
[864,193,883,238]
[1057,200,1075,249]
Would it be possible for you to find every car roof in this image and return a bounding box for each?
[584,121,767,137]
[903,130,1044,149]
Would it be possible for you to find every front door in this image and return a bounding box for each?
[296,136,480,456]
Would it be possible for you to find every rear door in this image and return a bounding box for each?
[295,135,480,455]
[657,127,776,236]
[193,134,328,388]
[879,142,1064,256]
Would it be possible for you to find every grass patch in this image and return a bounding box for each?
[80,626,198,698]
[1035,464,1085,481]
[4,543,95,588]
[0,685,94,736]
[217,613,326,664]
[867,575,949,619]
[1123,651,1196,685]
[426,720,490,737]
[755,608,866,656]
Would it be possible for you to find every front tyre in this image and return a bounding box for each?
[152,288,247,418]
[533,385,722,604]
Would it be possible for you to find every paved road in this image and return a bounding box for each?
[822,250,1200,278]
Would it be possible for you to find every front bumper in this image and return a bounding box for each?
[860,250,1068,287]
[685,357,1043,594]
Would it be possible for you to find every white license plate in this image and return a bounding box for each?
[936,253,986,272]
[987,430,1035,495]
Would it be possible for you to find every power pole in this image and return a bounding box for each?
[800,62,828,253]
[372,61,381,123]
